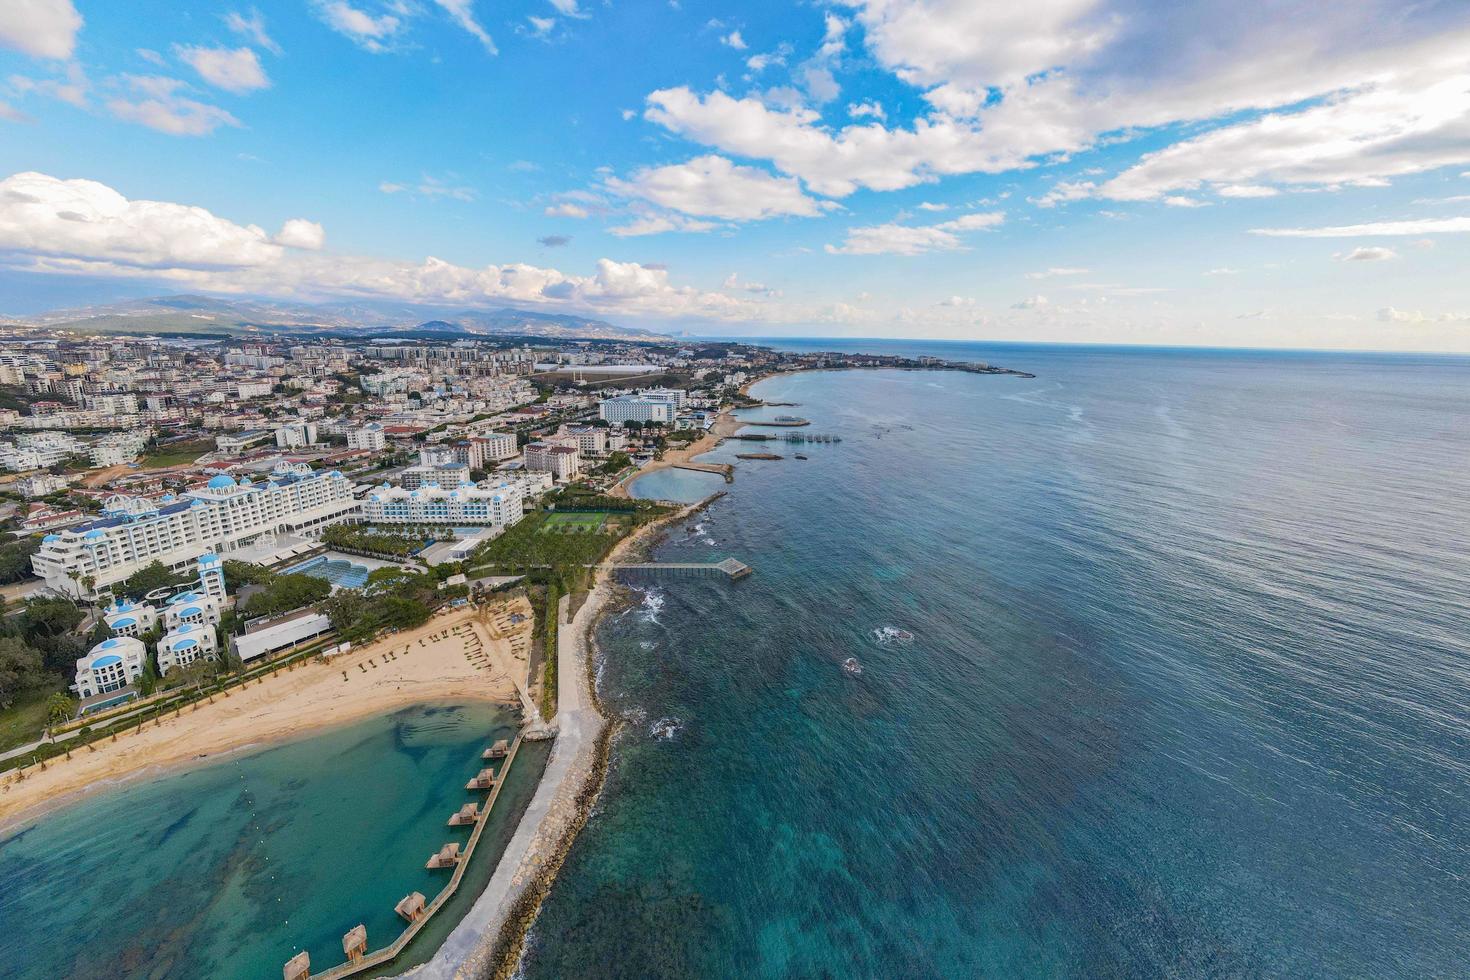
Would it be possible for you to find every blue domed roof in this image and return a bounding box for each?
[42,533,60,542]
[91,654,122,669]
[207,474,236,490]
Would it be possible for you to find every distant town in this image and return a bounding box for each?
[0,322,1024,756]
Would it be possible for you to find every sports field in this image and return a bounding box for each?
[540,512,608,533]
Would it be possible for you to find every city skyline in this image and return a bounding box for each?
[2,1,1470,351]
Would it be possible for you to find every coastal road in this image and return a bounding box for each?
[408,590,605,979]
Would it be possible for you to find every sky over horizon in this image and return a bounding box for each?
[2,0,1469,350]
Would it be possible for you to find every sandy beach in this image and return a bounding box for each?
[0,596,534,835]
[609,408,747,499]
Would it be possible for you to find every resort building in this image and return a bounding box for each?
[474,432,519,463]
[274,421,318,448]
[400,462,472,489]
[162,588,223,631]
[598,396,672,425]
[105,598,159,637]
[157,622,219,674]
[522,442,581,481]
[30,463,357,598]
[556,425,608,455]
[231,610,332,662]
[347,423,386,452]
[215,429,273,453]
[73,635,147,700]
[360,480,526,526]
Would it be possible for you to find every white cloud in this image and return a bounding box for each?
[175,45,271,94]
[916,201,947,211]
[645,5,1470,210]
[529,16,555,37]
[1216,184,1278,198]
[0,170,760,322]
[1204,267,1238,275]
[224,8,283,56]
[825,211,1004,255]
[1012,294,1050,310]
[0,0,82,60]
[1026,266,1088,279]
[314,1,402,52]
[1335,245,1396,261]
[380,175,477,201]
[107,75,241,136]
[433,0,497,54]
[545,202,590,218]
[1161,195,1206,208]
[275,219,326,251]
[8,61,89,108]
[721,31,747,51]
[607,213,719,237]
[1377,307,1470,324]
[0,171,294,268]
[548,0,588,19]
[1251,217,1470,237]
[0,100,30,123]
[605,155,827,221]
[848,100,886,121]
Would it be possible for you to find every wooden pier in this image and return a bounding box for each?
[302,733,527,980]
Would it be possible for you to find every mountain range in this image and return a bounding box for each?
[1,294,667,341]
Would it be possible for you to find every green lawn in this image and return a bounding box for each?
[139,438,217,468]
[541,512,607,533]
[0,677,67,754]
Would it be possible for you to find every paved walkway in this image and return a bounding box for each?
[407,590,605,979]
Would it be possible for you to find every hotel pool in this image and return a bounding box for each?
[287,554,370,589]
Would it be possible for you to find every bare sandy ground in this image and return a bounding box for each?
[0,597,533,834]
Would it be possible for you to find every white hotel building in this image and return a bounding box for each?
[32,463,358,598]
[360,480,526,527]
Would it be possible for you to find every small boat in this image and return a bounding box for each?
[871,626,915,646]
[794,453,808,460]
[842,657,862,675]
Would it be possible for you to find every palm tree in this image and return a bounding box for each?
[45,691,75,741]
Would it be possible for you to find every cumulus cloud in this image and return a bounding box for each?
[548,0,588,19]
[0,170,761,322]
[0,171,295,268]
[643,4,1470,207]
[825,210,1004,255]
[605,155,828,221]
[1012,294,1049,310]
[0,0,82,60]
[1026,266,1088,279]
[8,61,89,108]
[175,45,271,94]
[1251,217,1470,237]
[275,218,326,250]
[538,234,571,247]
[1336,245,1396,261]
[545,202,590,218]
[721,31,747,51]
[224,8,282,56]
[1377,307,1470,324]
[848,100,885,121]
[107,75,242,136]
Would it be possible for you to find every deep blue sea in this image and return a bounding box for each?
[522,343,1470,978]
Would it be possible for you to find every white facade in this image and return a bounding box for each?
[347,423,386,452]
[274,421,318,448]
[475,432,518,462]
[73,636,147,699]
[157,623,219,674]
[523,442,581,481]
[105,598,159,637]
[31,463,358,597]
[598,397,672,424]
[400,462,471,489]
[361,481,525,526]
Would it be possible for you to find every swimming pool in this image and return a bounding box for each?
[287,554,370,589]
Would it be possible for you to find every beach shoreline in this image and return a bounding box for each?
[0,599,532,838]
[410,496,715,979]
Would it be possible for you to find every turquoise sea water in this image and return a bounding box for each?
[525,345,1470,978]
[0,701,529,979]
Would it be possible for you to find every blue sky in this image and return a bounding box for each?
[2,0,1469,350]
